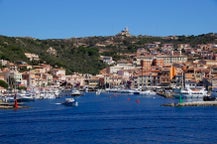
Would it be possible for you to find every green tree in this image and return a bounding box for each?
[0,80,8,89]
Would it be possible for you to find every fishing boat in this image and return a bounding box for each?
[62,98,78,106]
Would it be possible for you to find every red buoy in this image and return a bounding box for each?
[14,99,18,109]
[136,99,140,104]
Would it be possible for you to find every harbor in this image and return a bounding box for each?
[0,92,217,144]
[1,85,217,109]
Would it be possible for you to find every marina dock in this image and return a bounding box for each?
[162,101,217,107]
[0,102,29,109]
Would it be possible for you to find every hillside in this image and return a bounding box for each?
[0,32,217,74]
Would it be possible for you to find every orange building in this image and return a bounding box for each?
[170,65,176,80]
[155,59,164,67]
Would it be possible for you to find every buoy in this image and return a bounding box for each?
[14,99,18,109]
[128,98,131,101]
[136,99,140,104]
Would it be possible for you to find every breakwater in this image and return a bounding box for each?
[162,101,217,107]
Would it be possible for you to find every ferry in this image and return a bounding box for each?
[174,86,208,99]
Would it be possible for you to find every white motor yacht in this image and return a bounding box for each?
[62,98,78,106]
[71,89,82,96]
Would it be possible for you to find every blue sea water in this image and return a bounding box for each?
[0,92,217,144]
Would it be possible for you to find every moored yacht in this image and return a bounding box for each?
[71,88,82,96]
[133,88,156,95]
[210,88,217,98]
[204,88,217,101]
[139,90,156,95]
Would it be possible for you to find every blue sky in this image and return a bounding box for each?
[0,0,217,39]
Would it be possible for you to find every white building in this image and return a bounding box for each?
[109,62,135,74]
[5,70,22,88]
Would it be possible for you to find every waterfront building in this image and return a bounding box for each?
[65,73,85,88]
[103,74,123,88]
[157,55,188,65]
[141,57,153,71]
[5,70,22,88]
[158,68,170,86]
[108,62,135,74]
[134,54,187,68]
[132,70,161,89]
[133,72,153,89]
[51,68,66,77]
[86,76,100,89]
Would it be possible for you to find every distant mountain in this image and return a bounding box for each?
[0,33,216,74]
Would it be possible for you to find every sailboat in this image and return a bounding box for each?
[95,89,101,95]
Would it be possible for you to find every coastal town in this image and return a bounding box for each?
[2,1,217,144]
[0,29,217,101]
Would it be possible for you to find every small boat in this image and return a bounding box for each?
[203,96,216,101]
[210,88,217,98]
[202,88,217,101]
[71,89,82,96]
[139,90,156,95]
[16,91,34,102]
[17,95,34,102]
[133,90,156,95]
[62,98,78,106]
[3,94,34,103]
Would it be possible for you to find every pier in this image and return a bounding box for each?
[162,101,217,107]
[0,102,29,109]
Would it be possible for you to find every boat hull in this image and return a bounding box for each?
[62,98,78,106]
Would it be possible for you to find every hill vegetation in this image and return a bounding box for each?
[0,33,216,74]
